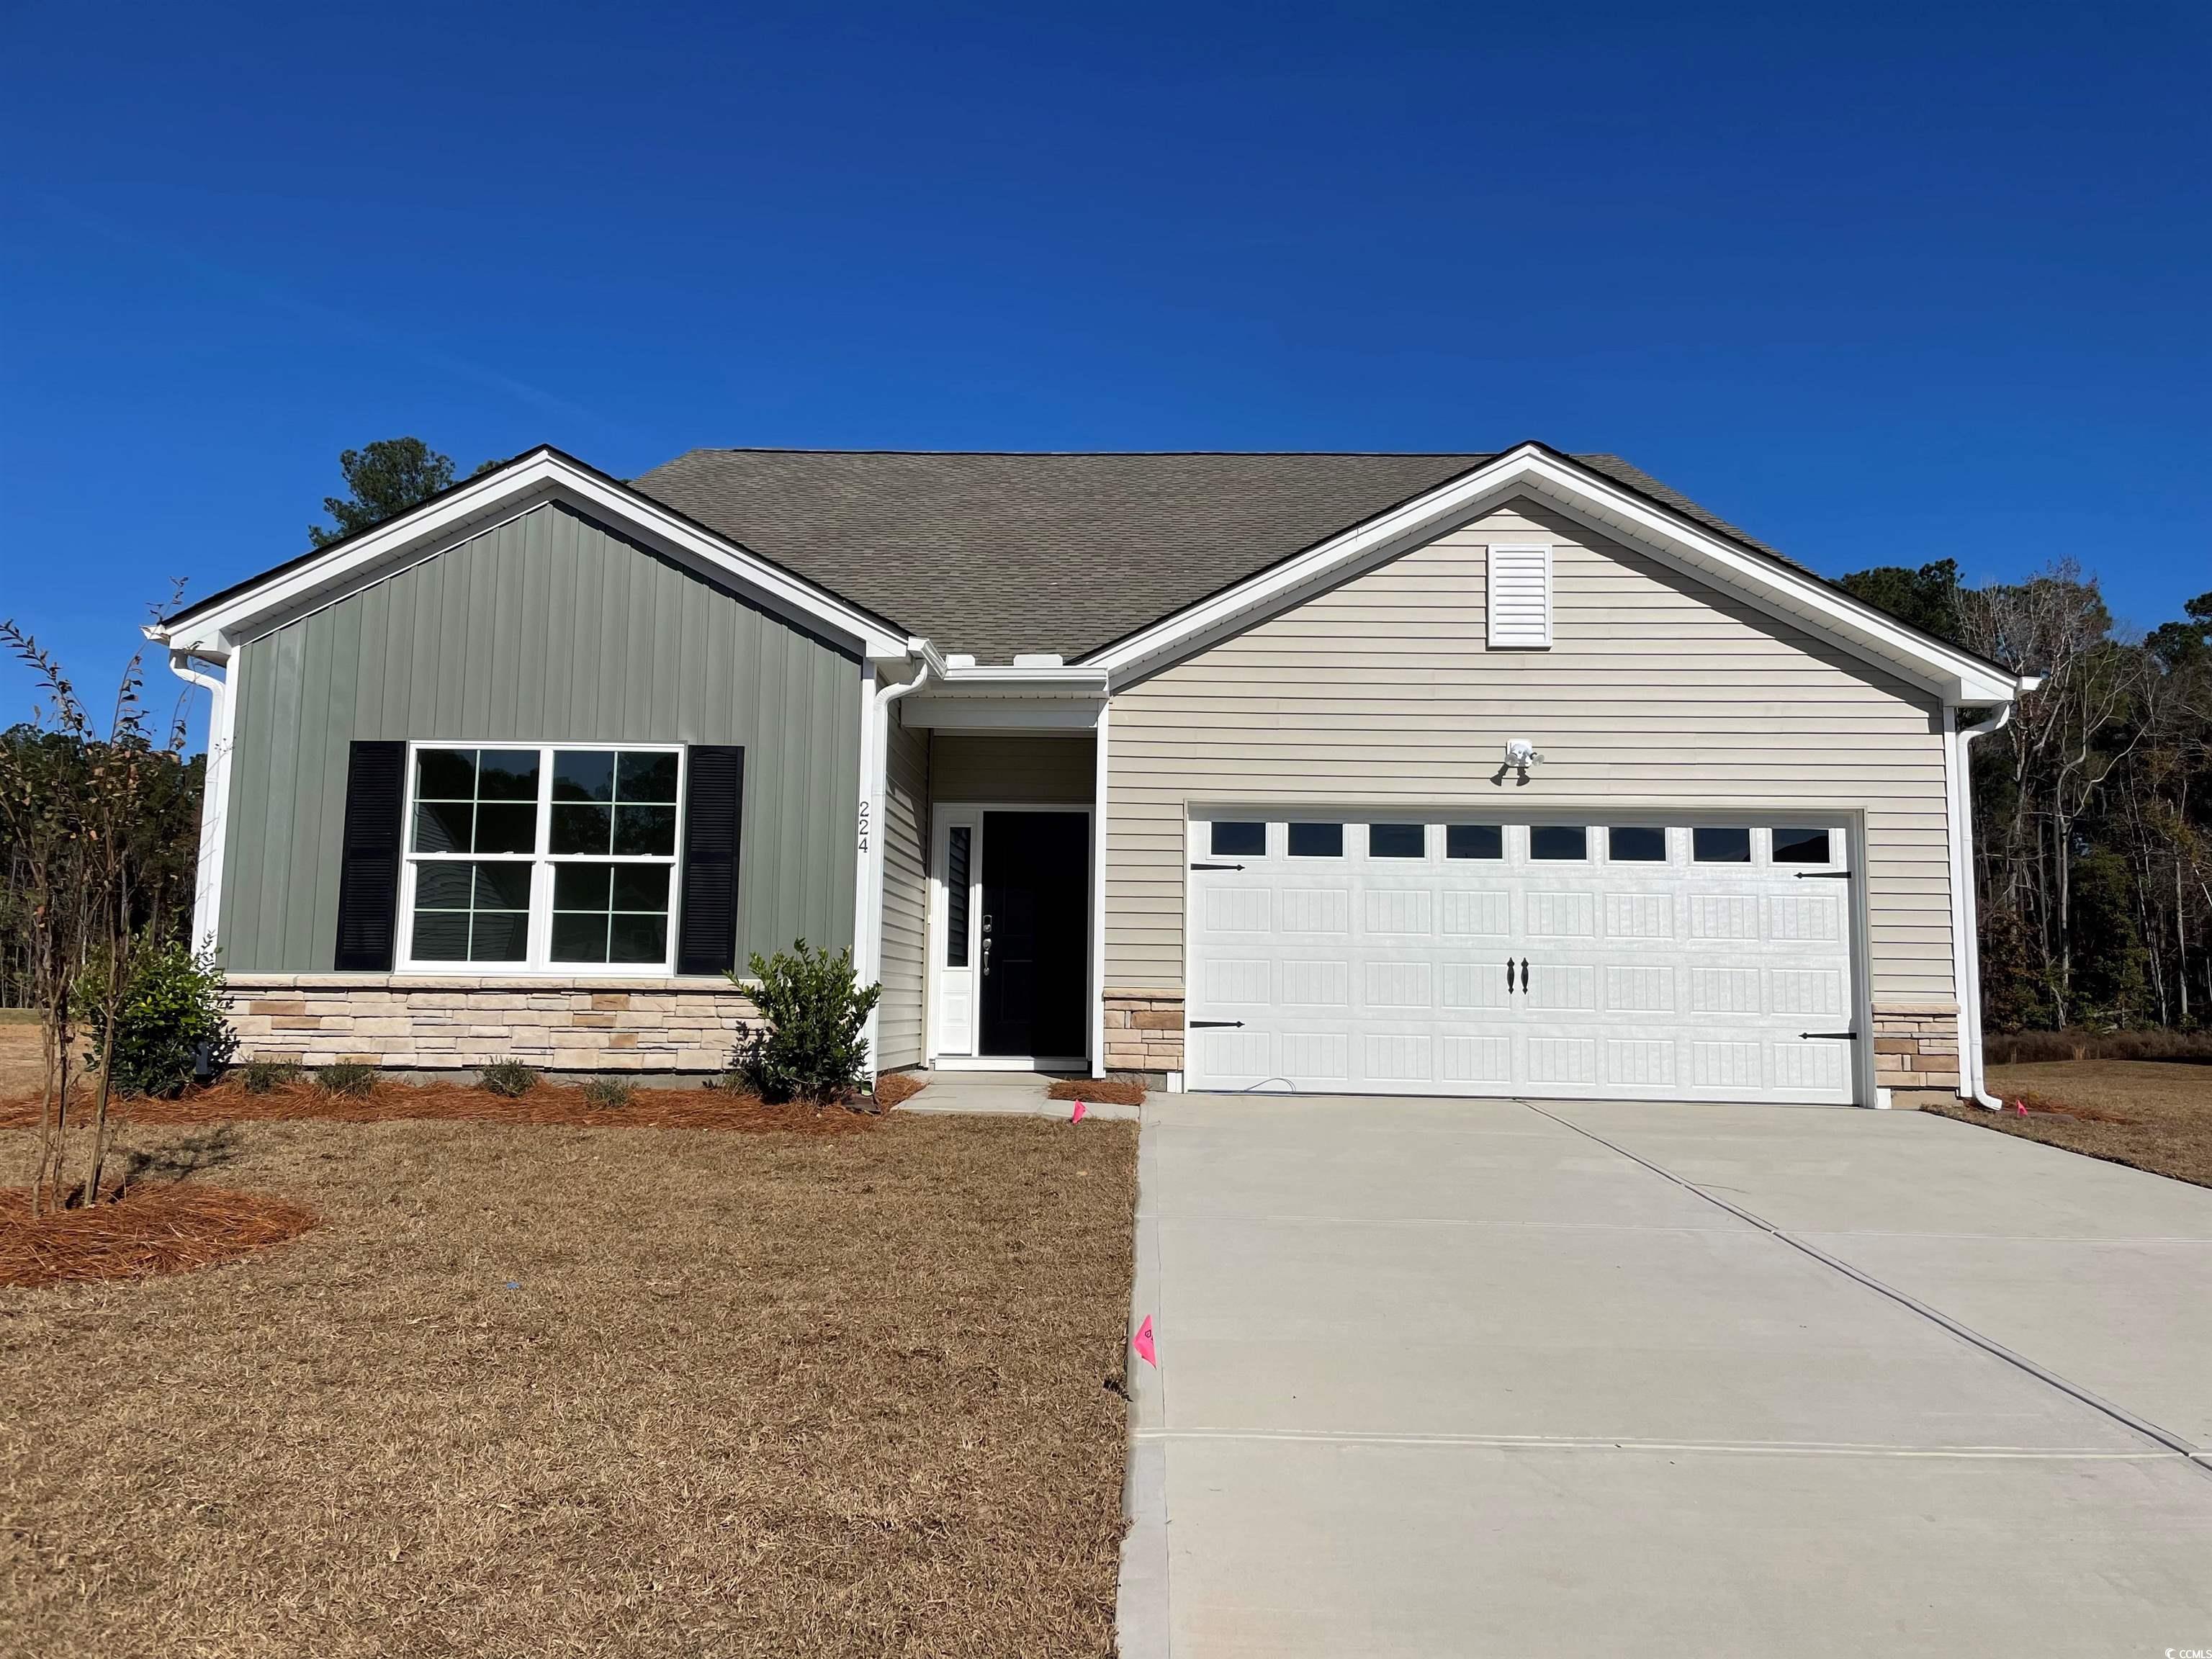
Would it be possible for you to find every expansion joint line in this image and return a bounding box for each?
[1517,1101,2212,1480]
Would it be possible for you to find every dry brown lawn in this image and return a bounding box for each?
[1928,1058,2212,1190]
[1,1110,1140,1658]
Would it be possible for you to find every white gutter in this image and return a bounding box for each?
[1949,676,2038,1109]
[857,638,940,1071]
[157,639,234,958]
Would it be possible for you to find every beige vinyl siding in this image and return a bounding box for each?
[876,706,930,1069]
[930,732,1096,804]
[1106,498,1955,1005]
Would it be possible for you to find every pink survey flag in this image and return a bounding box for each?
[1071,1100,1087,1123]
[1132,1316,1156,1367]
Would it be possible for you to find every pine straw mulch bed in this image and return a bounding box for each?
[0,1110,1141,1658]
[1925,1058,2212,1190]
[1046,1076,1146,1107]
[873,1070,929,1110]
[0,1075,886,1136]
[1,1182,317,1290]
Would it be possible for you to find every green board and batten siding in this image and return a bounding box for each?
[219,503,863,972]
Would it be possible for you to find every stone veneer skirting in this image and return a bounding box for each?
[226,975,764,1073]
[1873,1000,1961,1103]
[1103,988,1184,1076]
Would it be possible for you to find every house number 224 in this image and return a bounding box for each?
[856,799,871,853]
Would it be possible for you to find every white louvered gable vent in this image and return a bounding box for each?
[1486,544,1553,648]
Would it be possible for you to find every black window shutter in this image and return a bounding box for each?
[333,740,407,971]
[677,746,745,976]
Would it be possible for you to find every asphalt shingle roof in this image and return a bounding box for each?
[632,448,1794,664]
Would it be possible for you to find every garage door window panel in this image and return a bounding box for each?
[1531,825,1588,861]
[1288,822,1344,858]
[1694,827,1753,863]
[1368,823,1425,859]
[1771,827,1833,865]
[1606,827,1667,863]
[1210,820,1267,858]
[1447,824,1503,860]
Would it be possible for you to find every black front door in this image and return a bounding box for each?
[979,810,1089,1058]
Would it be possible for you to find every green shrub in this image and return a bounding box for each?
[583,1076,634,1109]
[734,938,881,1103]
[240,1059,303,1094]
[78,941,238,1098]
[316,1062,376,1098]
[479,1061,537,1097]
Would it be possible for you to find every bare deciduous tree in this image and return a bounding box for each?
[1,605,189,1210]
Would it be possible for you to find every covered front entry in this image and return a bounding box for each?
[932,806,1092,1067]
[1184,811,1861,1103]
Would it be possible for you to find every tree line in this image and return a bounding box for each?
[1840,559,2212,1031]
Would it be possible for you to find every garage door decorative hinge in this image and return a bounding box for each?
[1800,1030,1858,1040]
[1189,861,1246,871]
[1189,1019,1245,1029]
[1794,871,1851,879]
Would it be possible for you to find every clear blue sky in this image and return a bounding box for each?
[4,1,2207,742]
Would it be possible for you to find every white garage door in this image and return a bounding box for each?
[1184,816,1859,1104]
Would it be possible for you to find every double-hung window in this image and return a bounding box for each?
[401,744,683,973]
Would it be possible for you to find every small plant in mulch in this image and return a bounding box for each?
[1048,1076,1146,1107]
[1,1182,315,1290]
[316,1063,376,1098]
[582,1077,634,1109]
[478,1062,538,1098]
[240,1059,303,1095]
[732,939,882,1105]
[81,940,238,1099]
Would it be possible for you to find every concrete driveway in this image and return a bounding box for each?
[1118,1094,2212,1658]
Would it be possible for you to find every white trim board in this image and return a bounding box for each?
[1081,443,2024,707]
[152,448,912,665]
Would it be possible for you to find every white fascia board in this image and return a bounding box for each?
[1083,444,2021,706]
[935,663,1108,692]
[153,449,912,663]
[902,695,1105,731]
[903,662,1109,729]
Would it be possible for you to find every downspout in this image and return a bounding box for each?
[1953,683,2035,1109]
[858,638,941,1072]
[161,644,233,958]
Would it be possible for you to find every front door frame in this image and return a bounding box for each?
[928,802,1094,1071]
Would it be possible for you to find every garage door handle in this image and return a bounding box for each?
[1520,958,1530,994]
[1505,957,1516,995]
[1801,1030,1858,1040]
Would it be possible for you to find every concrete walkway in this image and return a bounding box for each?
[1119,1094,2212,1658]
[891,1069,1141,1120]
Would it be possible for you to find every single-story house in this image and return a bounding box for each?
[150,441,2031,1107]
